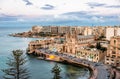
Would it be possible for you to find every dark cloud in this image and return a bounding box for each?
[41,4,54,10]
[23,0,33,5]
[86,2,106,8]
[106,5,120,8]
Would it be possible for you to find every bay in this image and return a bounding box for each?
[0,27,90,79]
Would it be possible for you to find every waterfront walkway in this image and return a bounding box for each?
[34,48,110,79]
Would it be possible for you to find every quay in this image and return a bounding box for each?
[27,48,99,79]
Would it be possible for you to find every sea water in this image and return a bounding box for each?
[0,27,90,79]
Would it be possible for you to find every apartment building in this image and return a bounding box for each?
[106,27,120,40]
[105,36,120,67]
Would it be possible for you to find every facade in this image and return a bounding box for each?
[58,26,70,34]
[76,48,105,62]
[106,27,120,40]
[62,29,95,54]
[62,29,105,62]
[106,27,115,40]
[32,26,43,33]
[51,26,58,34]
[28,39,54,53]
[92,26,106,39]
[84,27,92,36]
[105,36,120,67]
[41,26,51,33]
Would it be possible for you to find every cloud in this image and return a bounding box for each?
[41,4,54,10]
[17,18,25,22]
[86,2,106,8]
[23,0,33,5]
[106,5,120,8]
[62,11,95,16]
[86,2,120,9]
[91,16,105,22]
[0,0,120,25]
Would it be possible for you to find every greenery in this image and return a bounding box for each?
[51,63,61,79]
[96,42,101,49]
[96,34,106,40]
[96,42,107,52]
[2,50,30,79]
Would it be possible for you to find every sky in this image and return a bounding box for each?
[0,0,120,26]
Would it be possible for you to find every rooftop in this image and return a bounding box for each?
[77,35,94,39]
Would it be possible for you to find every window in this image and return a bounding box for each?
[112,55,116,58]
[112,51,116,54]
[111,59,114,61]
[114,40,116,45]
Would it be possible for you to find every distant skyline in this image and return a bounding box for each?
[0,0,120,26]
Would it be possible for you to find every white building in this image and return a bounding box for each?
[84,27,92,36]
[106,27,120,40]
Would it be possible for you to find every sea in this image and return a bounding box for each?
[0,26,90,79]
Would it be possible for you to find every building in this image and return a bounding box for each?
[83,27,92,36]
[32,26,43,33]
[28,39,54,53]
[62,29,95,54]
[51,26,58,34]
[76,47,105,62]
[105,36,120,67]
[61,29,105,62]
[106,27,120,40]
[58,26,70,34]
[41,26,51,33]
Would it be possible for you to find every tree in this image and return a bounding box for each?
[96,42,101,50]
[51,63,61,79]
[2,50,30,79]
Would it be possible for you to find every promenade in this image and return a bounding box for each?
[34,48,110,79]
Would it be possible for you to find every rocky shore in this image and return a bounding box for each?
[9,31,65,38]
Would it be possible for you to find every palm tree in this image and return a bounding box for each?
[2,50,30,79]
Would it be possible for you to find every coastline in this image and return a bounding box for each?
[27,49,97,79]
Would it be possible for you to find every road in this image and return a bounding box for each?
[96,65,109,79]
[36,48,110,79]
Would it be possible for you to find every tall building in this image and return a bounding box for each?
[84,27,92,36]
[51,26,58,34]
[105,36,120,67]
[58,26,70,34]
[106,27,120,40]
[41,26,51,33]
[32,26,43,33]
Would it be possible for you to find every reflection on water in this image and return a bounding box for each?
[62,64,90,79]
